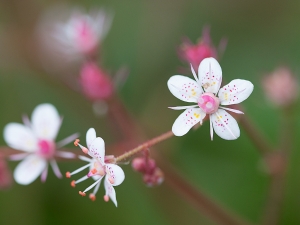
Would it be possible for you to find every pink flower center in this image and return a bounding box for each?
[37,140,55,159]
[197,93,220,114]
[74,19,97,54]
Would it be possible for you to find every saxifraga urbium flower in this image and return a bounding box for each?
[66,128,125,207]
[168,57,254,140]
[3,103,78,185]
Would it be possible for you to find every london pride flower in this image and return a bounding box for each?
[3,103,78,185]
[66,128,125,207]
[168,57,254,140]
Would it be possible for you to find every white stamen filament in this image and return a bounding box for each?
[78,155,93,162]
[93,180,101,195]
[75,175,89,184]
[219,106,244,114]
[70,163,90,176]
[83,178,102,193]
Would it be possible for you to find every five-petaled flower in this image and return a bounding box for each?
[168,57,254,140]
[66,128,125,207]
[3,103,78,185]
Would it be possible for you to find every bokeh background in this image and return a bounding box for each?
[0,0,300,224]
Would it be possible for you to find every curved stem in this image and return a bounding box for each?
[115,130,174,163]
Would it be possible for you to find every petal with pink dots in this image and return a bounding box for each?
[89,137,105,163]
[86,128,97,148]
[198,57,222,94]
[211,109,240,140]
[167,75,202,103]
[218,79,254,105]
[104,177,118,207]
[105,164,125,186]
[172,108,206,136]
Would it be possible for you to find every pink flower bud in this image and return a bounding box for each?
[262,67,299,107]
[132,157,156,174]
[79,62,114,101]
[143,168,164,187]
[0,158,12,189]
[179,27,217,70]
[132,157,146,173]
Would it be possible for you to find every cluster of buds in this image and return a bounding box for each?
[262,67,299,108]
[132,157,164,187]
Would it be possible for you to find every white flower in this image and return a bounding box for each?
[67,128,125,207]
[53,8,112,57]
[168,57,254,140]
[3,103,79,185]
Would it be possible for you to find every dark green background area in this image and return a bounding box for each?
[1,0,300,224]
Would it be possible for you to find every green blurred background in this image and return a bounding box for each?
[1,0,300,224]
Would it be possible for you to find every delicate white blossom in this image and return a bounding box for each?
[168,57,254,140]
[52,8,112,57]
[3,103,78,185]
[67,128,125,207]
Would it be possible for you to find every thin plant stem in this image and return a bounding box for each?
[115,130,174,163]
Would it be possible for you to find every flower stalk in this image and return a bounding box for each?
[115,130,174,163]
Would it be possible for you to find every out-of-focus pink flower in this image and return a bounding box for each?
[36,6,112,72]
[178,27,225,70]
[79,62,114,101]
[0,158,12,189]
[53,9,112,57]
[262,67,299,107]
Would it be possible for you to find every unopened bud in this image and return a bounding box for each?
[179,27,218,70]
[79,62,114,101]
[143,168,164,187]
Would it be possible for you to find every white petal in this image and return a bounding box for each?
[3,123,38,152]
[89,137,105,163]
[86,128,97,148]
[167,75,202,103]
[211,109,240,140]
[14,154,47,185]
[105,177,118,207]
[31,104,61,140]
[106,164,125,186]
[198,57,222,94]
[218,79,254,105]
[172,108,206,136]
